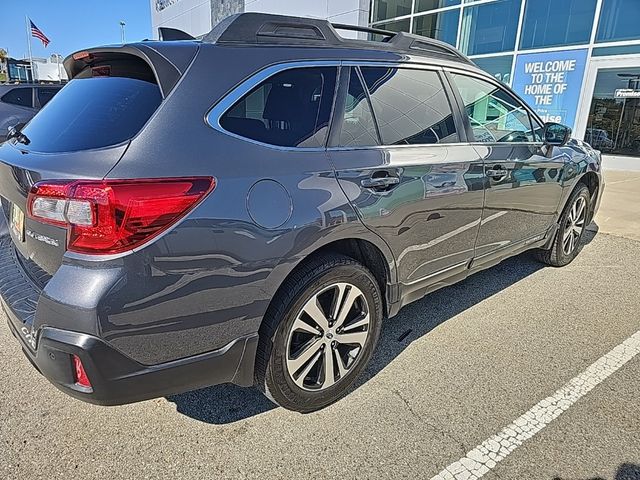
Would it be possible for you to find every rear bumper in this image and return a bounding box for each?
[4,303,258,405]
[0,228,259,406]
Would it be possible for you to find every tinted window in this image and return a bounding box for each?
[596,0,640,42]
[372,0,413,22]
[18,77,162,153]
[37,87,59,107]
[361,67,459,145]
[451,74,541,143]
[520,0,596,49]
[220,67,337,148]
[459,0,520,55]
[413,9,460,46]
[338,68,380,147]
[1,88,33,108]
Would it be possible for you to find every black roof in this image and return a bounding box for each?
[161,12,474,66]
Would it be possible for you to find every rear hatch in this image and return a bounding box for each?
[0,43,198,284]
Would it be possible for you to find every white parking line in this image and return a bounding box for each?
[430,330,640,480]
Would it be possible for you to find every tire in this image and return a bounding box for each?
[534,183,591,267]
[255,254,383,413]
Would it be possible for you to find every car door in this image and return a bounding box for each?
[446,71,565,263]
[328,65,485,294]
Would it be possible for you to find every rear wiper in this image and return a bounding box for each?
[6,124,30,145]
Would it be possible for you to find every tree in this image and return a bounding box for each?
[0,48,7,83]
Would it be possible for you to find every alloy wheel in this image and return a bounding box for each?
[285,282,370,391]
[562,196,587,255]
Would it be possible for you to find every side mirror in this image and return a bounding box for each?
[543,122,571,147]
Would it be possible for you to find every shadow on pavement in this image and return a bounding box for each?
[167,228,598,424]
[553,462,640,480]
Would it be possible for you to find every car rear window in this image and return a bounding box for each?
[17,76,162,153]
[1,87,33,108]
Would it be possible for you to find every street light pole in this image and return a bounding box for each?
[120,21,126,44]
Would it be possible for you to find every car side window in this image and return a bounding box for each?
[1,88,33,108]
[338,67,381,147]
[220,67,337,148]
[450,73,538,143]
[37,88,59,108]
[359,67,459,146]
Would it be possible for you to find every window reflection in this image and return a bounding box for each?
[451,73,541,143]
[520,0,596,49]
[596,0,640,43]
[372,0,413,23]
[413,9,460,46]
[361,67,459,145]
[459,0,519,56]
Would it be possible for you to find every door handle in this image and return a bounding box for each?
[361,176,400,190]
[486,166,508,179]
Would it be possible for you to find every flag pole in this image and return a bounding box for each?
[25,16,34,82]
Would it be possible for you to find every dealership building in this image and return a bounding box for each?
[151,0,640,158]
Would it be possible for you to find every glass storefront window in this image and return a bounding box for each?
[373,18,411,35]
[372,0,413,23]
[459,0,520,56]
[472,55,513,85]
[586,67,640,156]
[413,9,460,46]
[415,0,460,14]
[593,45,640,57]
[520,0,596,49]
[596,0,640,43]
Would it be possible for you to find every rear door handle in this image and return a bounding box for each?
[361,176,400,190]
[486,166,509,179]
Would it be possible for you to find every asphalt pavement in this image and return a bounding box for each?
[1,169,639,480]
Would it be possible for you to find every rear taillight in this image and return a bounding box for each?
[72,354,92,388]
[27,177,215,255]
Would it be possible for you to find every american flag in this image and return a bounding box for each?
[30,20,50,47]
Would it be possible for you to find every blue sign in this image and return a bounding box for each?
[512,49,589,130]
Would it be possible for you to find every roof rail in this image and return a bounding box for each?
[201,13,473,65]
[331,23,395,39]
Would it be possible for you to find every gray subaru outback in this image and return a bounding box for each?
[0,13,603,412]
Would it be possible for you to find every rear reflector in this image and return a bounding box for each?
[72,354,92,388]
[27,177,215,255]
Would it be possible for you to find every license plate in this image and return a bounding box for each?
[10,203,25,242]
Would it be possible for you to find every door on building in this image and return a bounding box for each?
[585,67,640,156]
[576,57,640,158]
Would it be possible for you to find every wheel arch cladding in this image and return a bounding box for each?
[578,171,600,221]
[261,237,394,337]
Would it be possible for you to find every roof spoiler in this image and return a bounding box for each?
[158,27,196,41]
[63,43,198,98]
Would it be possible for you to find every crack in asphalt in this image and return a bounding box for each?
[391,388,469,456]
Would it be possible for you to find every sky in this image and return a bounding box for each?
[1,0,152,60]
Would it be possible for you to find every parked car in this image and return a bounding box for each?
[585,128,614,151]
[0,83,62,142]
[0,13,603,412]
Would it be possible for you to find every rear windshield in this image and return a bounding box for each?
[17,76,162,153]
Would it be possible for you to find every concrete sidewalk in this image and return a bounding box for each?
[593,169,640,242]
